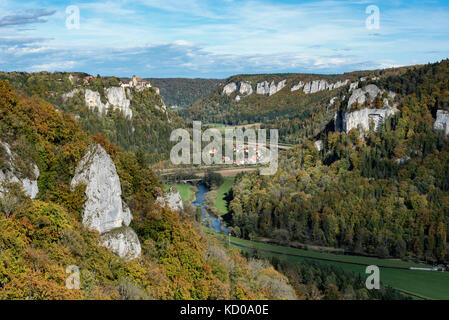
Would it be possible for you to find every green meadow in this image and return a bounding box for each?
[206,229,449,300]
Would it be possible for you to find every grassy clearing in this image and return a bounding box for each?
[205,228,449,300]
[213,177,235,215]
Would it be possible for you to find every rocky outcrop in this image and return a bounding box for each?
[84,88,134,119]
[334,84,399,134]
[347,84,382,109]
[327,97,338,111]
[349,82,359,91]
[342,107,398,133]
[85,89,109,114]
[291,81,304,92]
[302,79,349,94]
[71,144,141,260]
[256,80,286,96]
[106,87,132,119]
[239,82,253,96]
[222,82,237,96]
[0,141,39,199]
[62,88,80,101]
[434,110,449,136]
[156,186,184,212]
[101,227,142,260]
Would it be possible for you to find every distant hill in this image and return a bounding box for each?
[182,66,418,144]
[147,78,222,108]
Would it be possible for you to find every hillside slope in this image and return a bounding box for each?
[147,78,222,108]
[228,59,449,264]
[0,72,184,163]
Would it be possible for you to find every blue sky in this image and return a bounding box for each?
[0,0,448,78]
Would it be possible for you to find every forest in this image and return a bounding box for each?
[228,60,449,264]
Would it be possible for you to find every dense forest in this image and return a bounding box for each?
[228,60,449,264]
[147,78,222,108]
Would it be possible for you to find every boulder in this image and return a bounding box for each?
[101,227,142,260]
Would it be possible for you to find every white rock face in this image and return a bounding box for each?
[314,140,323,152]
[71,144,141,260]
[347,84,382,109]
[156,186,184,212]
[235,95,241,102]
[222,83,237,96]
[343,107,398,133]
[349,82,359,91]
[256,81,270,95]
[101,227,142,260]
[71,144,132,234]
[0,141,39,199]
[434,110,449,136]
[106,87,132,119]
[62,89,80,101]
[256,80,286,96]
[327,97,338,111]
[239,82,253,96]
[85,89,109,114]
[302,79,349,94]
[291,81,304,92]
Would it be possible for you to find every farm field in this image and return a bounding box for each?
[205,228,449,300]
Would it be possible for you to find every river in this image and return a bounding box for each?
[192,184,229,235]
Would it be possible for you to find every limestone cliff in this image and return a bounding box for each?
[0,141,39,199]
[105,87,132,119]
[85,89,109,114]
[434,110,449,136]
[256,80,286,96]
[71,144,141,260]
[335,84,398,134]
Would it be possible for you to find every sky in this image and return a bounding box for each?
[0,0,448,78]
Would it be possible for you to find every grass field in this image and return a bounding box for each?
[205,228,449,300]
[213,177,235,215]
[164,184,196,202]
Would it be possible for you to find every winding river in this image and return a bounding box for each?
[192,184,229,235]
